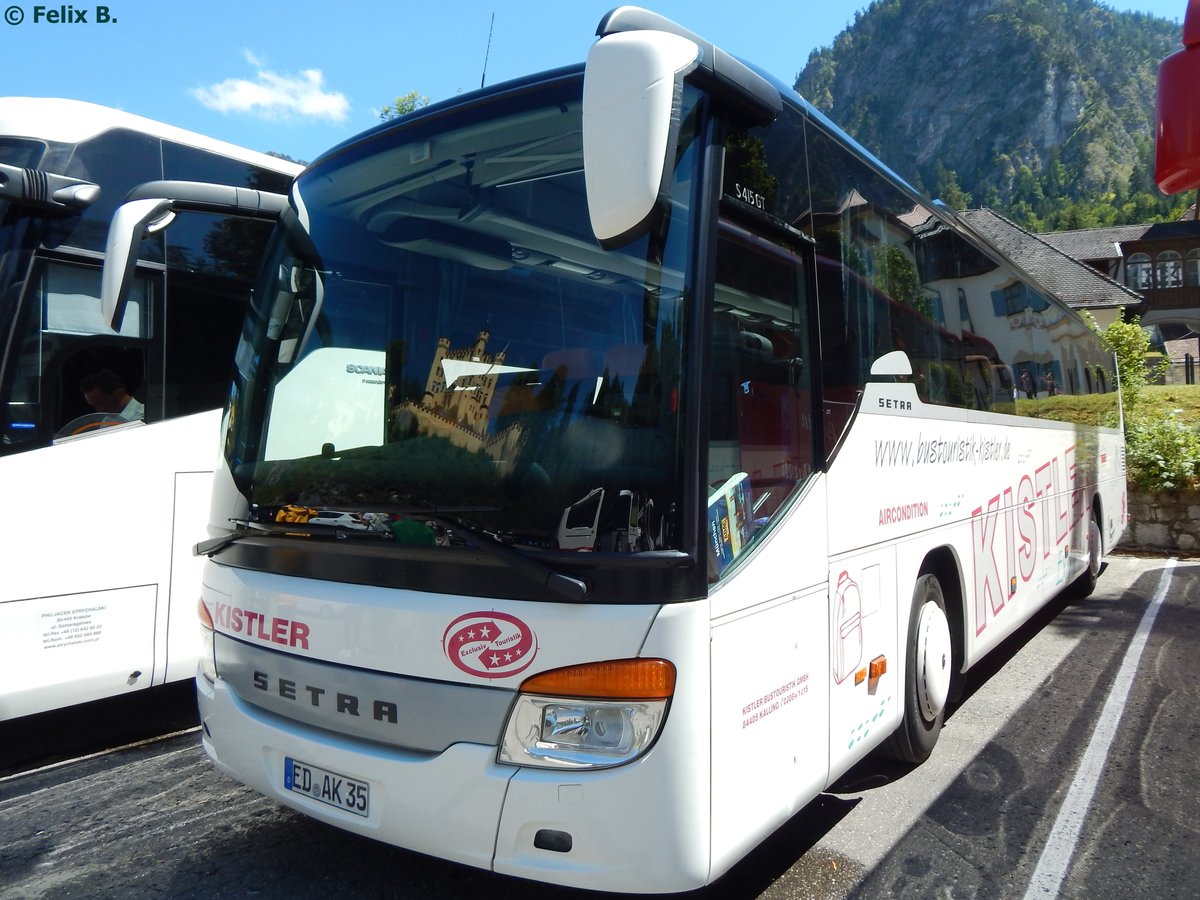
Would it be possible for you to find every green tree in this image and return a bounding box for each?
[1085,312,1163,414]
[874,245,921,309]
[379,91,431,121]
[266,150,306,166]
[1085,312,1197,491]
[933,163,972,209]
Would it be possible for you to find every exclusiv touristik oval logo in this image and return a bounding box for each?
[443,611,538,679]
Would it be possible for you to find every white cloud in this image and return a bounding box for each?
[193,51,349,123]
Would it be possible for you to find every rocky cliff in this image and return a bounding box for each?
[795,0,1182,224]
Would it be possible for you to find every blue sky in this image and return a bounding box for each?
[0,0,1189,164]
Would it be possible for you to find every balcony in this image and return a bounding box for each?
[1136,285,1200,312]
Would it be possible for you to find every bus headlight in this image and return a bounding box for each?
[498,658,675,770]
[198,599,217,684]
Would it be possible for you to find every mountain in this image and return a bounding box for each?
[794,0,1188,229]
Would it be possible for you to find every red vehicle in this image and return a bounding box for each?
[1156,0,1200,194]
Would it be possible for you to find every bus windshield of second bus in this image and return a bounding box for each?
[0,97,300,720]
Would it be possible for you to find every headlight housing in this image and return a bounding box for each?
[498,658,675,770]
[197,599,217,684]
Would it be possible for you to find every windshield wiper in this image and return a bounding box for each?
[194,518,276,557]
[424,512,590,602]
[196,514,399,554]
[196,511,590,602]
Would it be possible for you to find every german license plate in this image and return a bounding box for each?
[284,757,369,817]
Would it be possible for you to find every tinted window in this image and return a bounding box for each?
[163,212,277,418]
[706,213,815,581]
[44,129,165,258]
[162,143,293,194]
[726,99,1117,436]
[0,138,44,169]
[0,258,153,451]
[158,146,292,417]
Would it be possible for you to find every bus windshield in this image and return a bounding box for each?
[227,76,701,558]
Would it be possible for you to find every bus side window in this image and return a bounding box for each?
[2,259,153,446]
[707,218,816,581]
[40,262,151,431]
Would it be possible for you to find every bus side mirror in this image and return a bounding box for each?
[583,8,781,249]
[583,29,699,249]
[101,197,175,331]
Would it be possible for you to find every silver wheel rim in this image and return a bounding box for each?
[916,600,952,722]
[1087,517,1102,580]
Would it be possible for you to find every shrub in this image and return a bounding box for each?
[1085,312,1200,492]
[1125,414,1200,492]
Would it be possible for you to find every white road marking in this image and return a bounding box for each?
[1023,558,1177,899]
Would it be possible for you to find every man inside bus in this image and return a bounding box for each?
[79,369,145,421]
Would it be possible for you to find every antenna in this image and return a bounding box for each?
[481,12,495,89]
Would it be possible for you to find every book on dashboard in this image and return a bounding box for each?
[707,472,752,579]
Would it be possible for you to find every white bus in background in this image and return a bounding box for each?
[104,9,1126,893]
[0,98,301,720]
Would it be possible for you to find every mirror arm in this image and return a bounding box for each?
[123,180,290,218]
[101,182,291,330]
[0,161,100,212]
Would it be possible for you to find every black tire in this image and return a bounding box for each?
[1071,509,1103,599]
[879,573,954,764]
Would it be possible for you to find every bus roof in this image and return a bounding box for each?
[0,96,303,176]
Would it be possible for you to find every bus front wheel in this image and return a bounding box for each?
[881,573,953,765]
[1072,510,1104,599]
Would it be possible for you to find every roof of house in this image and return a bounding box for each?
[1041,210,1200,261]
[1165,338,1200,363]
[957,208,1142,310]
[1038,224,1153,261]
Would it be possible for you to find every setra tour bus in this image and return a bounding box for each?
[0,98,301,720]
[102,9,1125,893]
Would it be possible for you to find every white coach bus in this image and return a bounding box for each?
[0,98,301,720]
[104,8,1125,893]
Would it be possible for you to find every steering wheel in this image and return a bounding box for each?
[54,412,127,440]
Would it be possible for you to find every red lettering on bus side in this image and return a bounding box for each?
[971,442,1101,637]
[1034,461,1055,560]
[1059,444,1083,541]
[972,493,1006,636]
[1067,444,1085,531]
[1017,474,1037,582]
[290,620,310,649]
[211,601,310,649]
[1003,486,1017,595]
